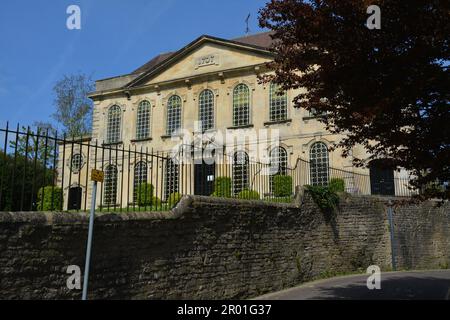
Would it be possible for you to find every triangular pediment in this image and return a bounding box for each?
[126,36,273,88]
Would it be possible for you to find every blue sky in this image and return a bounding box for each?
[0,0,268,129]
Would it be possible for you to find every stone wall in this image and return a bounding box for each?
[392,200,450,270]
[0,195,448,300]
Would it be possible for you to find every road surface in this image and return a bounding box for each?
[254,270,450,300]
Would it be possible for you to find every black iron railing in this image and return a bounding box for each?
[0,123,417,212]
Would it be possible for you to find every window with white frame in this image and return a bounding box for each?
[104,164,118,205]
[269,83,288,122]
[166,95,182,135]
[199,89,214,131]
[310,142,330,186]
[134,161,148,203]
[165,158,179,200]
[136,100,151,140]
[269,147,288,193]
[233,84,250,127]
[106,105,122,144]
[233,151,249,195]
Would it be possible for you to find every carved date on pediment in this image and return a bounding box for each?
[195,54,219,69]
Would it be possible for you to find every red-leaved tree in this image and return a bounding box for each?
[259,0,449,199]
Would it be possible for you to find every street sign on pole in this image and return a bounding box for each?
[91,169,104,183]
[82,170,103,300]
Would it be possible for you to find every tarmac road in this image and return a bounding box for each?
[254,270,450,300]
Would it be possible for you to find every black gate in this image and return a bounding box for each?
[68,187,82,210]
[370,162,395,196]
[194,161,215,196]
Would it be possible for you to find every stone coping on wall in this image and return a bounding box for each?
[0,194,445,226]
[0,195,304,225]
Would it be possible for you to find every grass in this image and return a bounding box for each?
[62,204,174,214]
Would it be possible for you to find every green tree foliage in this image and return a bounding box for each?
[37,186,63,211]
[259,0,450,199]
[0,150,53,211]
[211,177,232,198]
[9,122,58,166]
[273,175,293,197]
[52,73,95,137]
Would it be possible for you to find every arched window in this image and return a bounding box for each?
[107,105,122,144]
[269,147,288,193]
[233,151,249,195]
[166,95,182,135]
[199,89,214,131]
[269,83,288,122]
[310,142,329,186]
[165,159,179,200]
[233,84,250,127]
[134,161,148,203]
[104,165,118,205]
[136,100,151,140]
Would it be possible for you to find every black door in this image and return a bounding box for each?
[370,162,395,196]
[68,187,82,210]
[194,161,215,196]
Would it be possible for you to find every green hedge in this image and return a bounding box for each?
[237,189,260,200]
[152,197,162,208]
[273,175,293,197]
[37,186,62,211]
[168,192,182,206]
[135,183,155,206]
[211,177,232,198]
[329,178,345,193]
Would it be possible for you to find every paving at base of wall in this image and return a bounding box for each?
[0,194,449,300]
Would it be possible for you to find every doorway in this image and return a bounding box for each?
[68,187,82,210]
[369,161,395,196]
[194,160,215,196]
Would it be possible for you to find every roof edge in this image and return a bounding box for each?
[124,34,274,89]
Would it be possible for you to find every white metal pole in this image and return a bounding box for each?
[82,181,97,300]
[388,200,397,271]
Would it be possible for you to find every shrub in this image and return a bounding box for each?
[136,183,154,206]
[211,177,232,198]
[329,178,345,193]
[305,185,339,212]
[237,189,260,200]
[273,175,293,197]
[37,186,62,211]
[168,192,182,206]
[152,197,162,208]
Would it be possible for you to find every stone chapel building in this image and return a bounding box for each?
[58,32,411,210]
